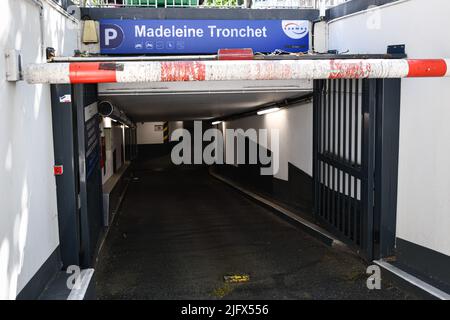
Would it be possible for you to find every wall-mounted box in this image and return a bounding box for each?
[5,49,23,82]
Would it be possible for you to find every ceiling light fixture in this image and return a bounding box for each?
[257,107,281,116]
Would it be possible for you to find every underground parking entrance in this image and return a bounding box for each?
[94,154,411,300]
[43,57,422,299]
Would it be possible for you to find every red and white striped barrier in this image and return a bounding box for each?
[24,59,450,84]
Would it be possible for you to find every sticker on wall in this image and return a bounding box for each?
[59,94,72,103]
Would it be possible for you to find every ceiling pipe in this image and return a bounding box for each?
[99,101,135,128]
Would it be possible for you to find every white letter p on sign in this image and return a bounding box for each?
[105,28,118,46]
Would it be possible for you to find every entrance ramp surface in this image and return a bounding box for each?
[95,156,415,300]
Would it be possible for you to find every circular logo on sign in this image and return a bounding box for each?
[101,24,124,49]
[281,20,309,40]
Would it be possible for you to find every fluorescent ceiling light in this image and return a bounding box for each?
[257,107,281,116]
[212,121,222,125]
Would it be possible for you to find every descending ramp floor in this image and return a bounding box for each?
[95,157,414,299]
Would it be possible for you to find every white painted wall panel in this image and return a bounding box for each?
[137,122,165,145]
[102,124,125,184]
[223,102,313,181]
[0,0,79,299]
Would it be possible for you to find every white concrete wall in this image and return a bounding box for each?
[0,0,79,299]
[169,121,184,142]
[137,122,165,145]
[102,123,125,184]
[223,102,313,181]
[328,0,450,256]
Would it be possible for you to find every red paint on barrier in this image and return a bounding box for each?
[329,60,372,79]
[69,62,117,83]
[160,62,206,82]
[407,59,447,77]
[218,48,254,60]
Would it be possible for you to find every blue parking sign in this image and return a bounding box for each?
[100,19,310,54]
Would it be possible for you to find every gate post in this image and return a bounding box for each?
[373,79,401,259]
[313,80,324,220]
[360,79,377,261]
[50,84,81,268]
[73,84,104,268]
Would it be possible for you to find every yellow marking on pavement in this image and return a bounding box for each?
[223,274,250,283]
[212,284,233,298]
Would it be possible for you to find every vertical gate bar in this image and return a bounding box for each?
[361,79,376,260]
[353,80,360,244]
[319,80,324,155]
[323,162,326,219]
[321,82,325,219]
[343,80,348,235]
[373,78,383,258]
[351,181,355,244]
[318,81,323,220]
[355,80,359,167]
[344,172,348,236]
[357,180,361,245]
[337,79,342,230]
[332,166,335,226]
[321,81,327,218]
[348,80,353,239]
[327,80,334,225]
[327,80,331,222]
[343,79,348,161]
[335,80,339,226]
[319,162,322,218]
[334,80,338,158]
[374,79,401,259]
[327,79,331,156]
[327,80,332,222]
[323,80,328,218]
[331,80,336,225]
[349,79,353,164]
[313,80,322,220]
[335,81,339,225]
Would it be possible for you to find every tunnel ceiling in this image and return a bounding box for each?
[98,80,313,121]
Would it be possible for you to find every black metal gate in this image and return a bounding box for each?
[314,76,402,260]
[313,79,377,260]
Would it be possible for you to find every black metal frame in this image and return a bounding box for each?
[373,79,401,258]
[313,78,400,261]
[50,83,104,268]
[73,84,104,268]
[51,82,140,269]
[50,84,81,268]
